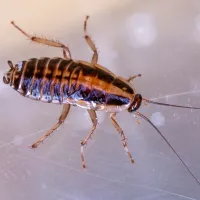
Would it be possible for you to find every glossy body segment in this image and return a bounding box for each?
[11,57,135,111]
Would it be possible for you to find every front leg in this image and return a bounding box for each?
[127,74,141,82]
[110,113,135,164]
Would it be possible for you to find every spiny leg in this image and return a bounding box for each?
[31,104,71,148]
[82,17,99,159]
[81,109,98,168]
[127,74,141,82]
[62,49,68,59]
[110,113,134,164]
[11,21,72,59]
[84,16,98,64]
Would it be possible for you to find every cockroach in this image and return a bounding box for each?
[3,16,200,185]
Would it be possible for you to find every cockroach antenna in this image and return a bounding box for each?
[135,111,200,185]
[143,98,200,110]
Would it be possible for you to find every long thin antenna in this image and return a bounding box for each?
[143,98,200,109]
[135,111,200,186]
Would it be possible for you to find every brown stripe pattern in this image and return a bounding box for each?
[11,57,134,106]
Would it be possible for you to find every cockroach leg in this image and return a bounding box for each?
[10,21,72,59]
[84,15,98,64]
[31,104,71,148]
[127,74,141,82]
[8,60,14,69]
[62,49,67,59]
[81,109,98,168]
[110,113,135,164]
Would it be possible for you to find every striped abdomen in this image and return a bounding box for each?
[11,57,135,109]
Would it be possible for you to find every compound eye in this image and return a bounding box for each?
[128,94,142,112]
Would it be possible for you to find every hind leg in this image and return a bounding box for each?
[31,104,71,148]
[11,21,72,59]
[80,109,98,168]
[84,16,98,64]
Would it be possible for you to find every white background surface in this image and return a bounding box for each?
[1,0,200,199]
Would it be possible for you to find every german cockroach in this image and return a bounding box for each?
[3,16,200,185]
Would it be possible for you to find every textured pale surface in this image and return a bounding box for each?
[1,0,200,199]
